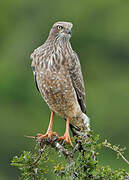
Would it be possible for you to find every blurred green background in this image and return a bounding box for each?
[0,0,129,179]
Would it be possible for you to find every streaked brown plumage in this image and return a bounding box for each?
[30,21,90,145]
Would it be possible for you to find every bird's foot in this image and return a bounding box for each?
[57,133,73,147]
[36,131,58,142]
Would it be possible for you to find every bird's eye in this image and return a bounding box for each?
[57,25,63,30]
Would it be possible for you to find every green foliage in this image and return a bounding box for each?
[11,131,129,179]
[11,150,49,180]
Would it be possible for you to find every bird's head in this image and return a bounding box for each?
[49,21,73,41]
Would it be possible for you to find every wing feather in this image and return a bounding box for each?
[69,52,86,114]
[30,52,40,92]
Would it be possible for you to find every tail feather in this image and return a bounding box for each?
[81,113,90,131]
[70,113,90,137]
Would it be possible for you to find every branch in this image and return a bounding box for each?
[12,132,129,179]
[102,140,129,165]
[25,135,81,179]
[31,145,46,167]
[26,135,74,164]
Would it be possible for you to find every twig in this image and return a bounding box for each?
[31,145,46,166]
[103,143,129,165]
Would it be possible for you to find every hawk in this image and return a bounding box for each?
[30,21,90,146]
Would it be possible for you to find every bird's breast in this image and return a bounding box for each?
[36,66,81,118]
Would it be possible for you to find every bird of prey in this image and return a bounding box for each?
[30,21,90,146]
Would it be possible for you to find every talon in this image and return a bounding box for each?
[36,131,58,142]
[57,134,73,147]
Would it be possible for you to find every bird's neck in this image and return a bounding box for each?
[55,38,73,55]
[46,36,73,54]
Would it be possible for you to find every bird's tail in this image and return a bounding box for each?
[81,113,90,131]
[70,113,90,137]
